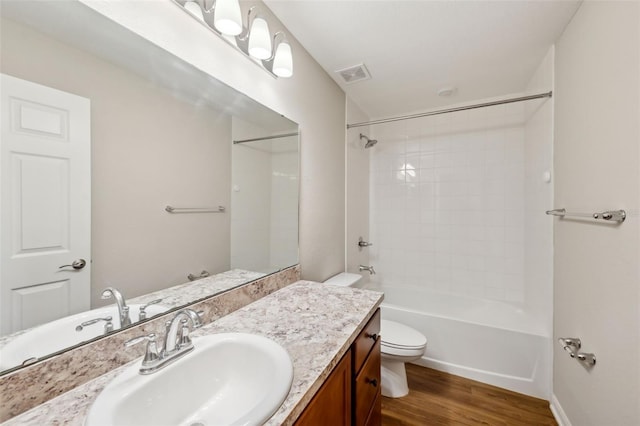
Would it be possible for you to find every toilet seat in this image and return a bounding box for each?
[380,320,427,357]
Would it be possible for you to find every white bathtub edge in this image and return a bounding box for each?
[550,394,572,426]
[412,356,546,399]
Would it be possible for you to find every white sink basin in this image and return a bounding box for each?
[0,303,168,370]
[85,333,293,426]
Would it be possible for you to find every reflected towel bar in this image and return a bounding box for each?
[546,208,626,223]
[165,206,226,213]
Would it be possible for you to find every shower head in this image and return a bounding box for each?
[360,133,378,149]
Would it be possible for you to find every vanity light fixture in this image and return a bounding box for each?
[213,0,242,35]
[247,16,272,59]
[183,0,205,21]
[174,0,293,78]
[263,32,293,78]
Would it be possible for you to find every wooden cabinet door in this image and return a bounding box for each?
[295,350,352,425]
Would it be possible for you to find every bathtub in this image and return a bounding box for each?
[367,284,551,399]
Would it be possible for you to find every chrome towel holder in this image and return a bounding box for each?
[546,208,626,223]
[558,337,596,366]
[165,205,226,214]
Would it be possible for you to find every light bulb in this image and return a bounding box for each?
[214,0,242,36]
[183,0,204,22]
[248,17,272,60]
[273,41,293,78]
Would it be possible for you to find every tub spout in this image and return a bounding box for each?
[359,265,376,275]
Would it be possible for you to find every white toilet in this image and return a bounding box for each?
[323,273,428,398]
[379,319,427,397]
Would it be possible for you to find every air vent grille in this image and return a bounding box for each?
[335,63,371,84]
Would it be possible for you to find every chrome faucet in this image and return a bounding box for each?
[163,308,203,354]
[125,308,203,375]
[101,287,131,327]
[359,265,376,275]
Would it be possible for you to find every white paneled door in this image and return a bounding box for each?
[1,74,91,336]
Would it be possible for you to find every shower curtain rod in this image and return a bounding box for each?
[346,91,552,129]
[233,132,299,144]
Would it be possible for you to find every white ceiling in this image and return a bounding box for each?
[264,0,581,119]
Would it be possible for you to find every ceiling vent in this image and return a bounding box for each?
[335,63,371,84]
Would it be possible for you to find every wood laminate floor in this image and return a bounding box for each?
[381,364,557,426]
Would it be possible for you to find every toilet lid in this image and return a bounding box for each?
[381,320,427,349]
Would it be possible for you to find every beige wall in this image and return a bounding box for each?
[553,2,639,424]
[80,0,347,283]
[346,98,370,284]
[1,19,232,307]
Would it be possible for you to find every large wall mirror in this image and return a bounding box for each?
[0,0,299,374]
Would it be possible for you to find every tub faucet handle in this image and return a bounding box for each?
[358,237,373,248]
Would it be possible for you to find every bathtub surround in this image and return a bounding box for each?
[351,48,555,399]
[523,48,555,336]
[369,101,533,304]
[3,281,383,426]
[553,2,640,425]
[0,266,300,422]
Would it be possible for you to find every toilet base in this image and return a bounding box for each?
[381,359,409,398]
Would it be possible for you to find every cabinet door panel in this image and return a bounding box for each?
[365,393,382,426]
[295,350,352,426]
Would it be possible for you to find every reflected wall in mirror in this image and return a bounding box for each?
[231,120,299,273]
[0,0,299,374]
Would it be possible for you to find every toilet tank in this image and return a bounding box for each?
[323,272,362,287]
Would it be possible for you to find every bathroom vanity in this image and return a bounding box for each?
[295,309,381,426]
[3,281,383,425]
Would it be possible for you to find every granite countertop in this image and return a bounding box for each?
[128,268,267,307]
[4,280,383,425]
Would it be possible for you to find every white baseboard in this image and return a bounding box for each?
[550,394,572,426]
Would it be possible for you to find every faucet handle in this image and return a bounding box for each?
[358,237,373,248]
[75,316,113,334]
[125,333,159,364]
[139,299,163,320]
[121,306,131,327]
[178,318,192,348]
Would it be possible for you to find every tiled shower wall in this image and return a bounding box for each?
[369,104,532,303]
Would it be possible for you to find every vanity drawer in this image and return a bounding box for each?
[354,338,381,426]
[353,309,380,375]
